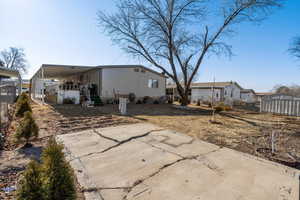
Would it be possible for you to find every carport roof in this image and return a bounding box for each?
[32,64,166,79]
[38,64,96,79]
[0,66,19,78]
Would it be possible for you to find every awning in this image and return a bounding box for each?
[39,64,96,79]
[0,67,19,78]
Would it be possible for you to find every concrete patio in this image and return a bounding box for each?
[56,123,299,200]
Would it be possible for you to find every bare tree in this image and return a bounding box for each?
[289,36,300,60]
[0,47,28,74]
[97,0,282,105]
[273,84,300,97]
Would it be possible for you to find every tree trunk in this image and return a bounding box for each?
[180,94,189,106]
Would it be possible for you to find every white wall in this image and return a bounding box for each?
[224,84,241,101]
[191,83,242,103]
[191,88,222,102]
[241,92,256,102]
[101,67,166,99]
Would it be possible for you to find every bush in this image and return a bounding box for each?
[63,98,75,104]
[128,93,136,103]
[17,92,30,103]
[42,138,76,200]
[167,99,173,104]
[142,96,150,104]
[16,160,44,200]
[15,111,39,146]
[92,96,104,106]
[136,99,142,104]
[214,102,232,112]
[0,133,5,150]
[15,93,32,117]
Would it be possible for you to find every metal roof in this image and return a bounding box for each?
[32,64,166,79]
[241,89,256,94]
[0,66,19,78]
[167,81,244,90]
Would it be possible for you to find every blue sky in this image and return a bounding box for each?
[0,0,299,92]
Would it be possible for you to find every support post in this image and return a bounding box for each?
[41,67,45,104]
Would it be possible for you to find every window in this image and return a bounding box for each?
[148,79,159,88]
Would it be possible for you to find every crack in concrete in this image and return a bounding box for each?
[83,186,131,192]
[122,156,196,200]
[62,145,105,200]
[121,147,222,200]
[93,129,120,143]
[78,129,165,159]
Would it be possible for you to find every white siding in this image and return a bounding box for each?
[191,88,222,102]
[101,67,166,98]
[224,84,241,101]
[241,92,256,102]
[191,83,242,103]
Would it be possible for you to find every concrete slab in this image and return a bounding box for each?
[127,149,298,200]
[79,141,180,188]
[56,129,117,158]
[138,129,220,158]
[57,123,299,200]
[94,123,161,142]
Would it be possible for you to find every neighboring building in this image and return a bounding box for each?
[21,79,30,93]
[256,92,273,102]
[240,89,256,103]
[0,66,21,95]
[167,81,244,103]
[30,64,166,104]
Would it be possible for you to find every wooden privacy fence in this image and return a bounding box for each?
[260,99,300,117]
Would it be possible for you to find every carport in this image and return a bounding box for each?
[30,64,97,104]
[0,66,21,100]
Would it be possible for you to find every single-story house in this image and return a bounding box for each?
[0,66,22,96]
[240,89,256,103]
[167,81,243,103]
[30,64,166,104]
[256,92,273,102]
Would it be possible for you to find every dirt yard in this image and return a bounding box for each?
[0,102,138,200]
[124,104,300,168]
[69,102,300,169]
[1,102,299,199]
[45,103,300,168]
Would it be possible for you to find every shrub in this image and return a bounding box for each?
[15,111,39,146]
[214,102,232,112]
[167,99,173,104]
[17,92,30,103]
[63,98,75,104]
[42,138,76,200]
[15,93,32,117]
[128,93,136,103]
[16,160,44,200]
[0,133,5,150]
[153,100,159,104]
[93,96,104,106]
[136,99,142,104]
[142,96,150,104]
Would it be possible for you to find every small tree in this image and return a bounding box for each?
[15,93,32,117]
[16,160,44,200]
[15,111,39,146]
[42,138,76,200]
